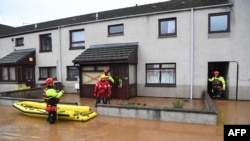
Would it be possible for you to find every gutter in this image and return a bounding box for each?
[58,26,63,82]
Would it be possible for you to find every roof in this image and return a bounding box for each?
[72,42,138,65]
[0,48,36,65]
[0,0,231,37]
[0,24,14,31]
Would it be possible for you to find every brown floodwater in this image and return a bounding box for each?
[0,94,250,141]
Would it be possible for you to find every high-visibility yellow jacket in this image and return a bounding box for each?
[99,74,115,84]
[208,76,226,89]
[45,88,64,99]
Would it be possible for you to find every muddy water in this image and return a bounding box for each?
[1,95,250,141]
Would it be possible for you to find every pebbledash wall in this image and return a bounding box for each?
[0,0,250,100]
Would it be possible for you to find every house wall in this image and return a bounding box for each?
[0,0,249,100]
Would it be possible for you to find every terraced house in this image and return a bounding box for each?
[0,0,249,100]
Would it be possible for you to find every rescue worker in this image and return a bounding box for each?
[44,77,64,124]
[208,70,226,98]
[94,74,111,107]
[102,69,114,103]
[103,69,115,85]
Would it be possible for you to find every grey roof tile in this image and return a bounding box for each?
[0,48,36,64]
[73,42,138,64]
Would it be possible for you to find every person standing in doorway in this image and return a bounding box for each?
[94,74,111,107]
[43,77,64,124]
[103,69,115,85]
[103,69,115,103]
[208,70,226,98]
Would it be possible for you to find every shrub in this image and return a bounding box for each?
[172,99,184,109]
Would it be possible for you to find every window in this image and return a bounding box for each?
[67,66,79,81]
[146,63,176,86]
[70,29,85,49]
[1,66,16,81]
[40,34,52,52]
[209,12,230,33]
[159,18,176,37]
[39,67,56,80]
[108,24,124,36]
[15,37,24,47]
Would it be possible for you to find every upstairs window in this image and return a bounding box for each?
[39,67,56,80]
[108,24,124,36]
[40,34,52,52]
[159,18,177,37]
[209,12,230,33]
[15,37,24,47]
[146,63,176,87]
[70,29,85,49]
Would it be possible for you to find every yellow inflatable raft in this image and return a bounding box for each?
[13,101,97,122]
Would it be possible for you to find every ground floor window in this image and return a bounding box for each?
[0,66,16,81]
[67,66,79,81]
[146,63,176,86]
[39,67,56,80]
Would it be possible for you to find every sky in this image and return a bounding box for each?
[0,0,166,27]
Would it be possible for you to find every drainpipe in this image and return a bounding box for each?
[190,8,194,100]
[58,26,63,82]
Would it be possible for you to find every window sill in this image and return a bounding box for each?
[145,84,176,87]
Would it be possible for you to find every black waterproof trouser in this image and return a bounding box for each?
[212,87,222,98]
[95,97,108,107]
[46,98,58,124]
[47,111,57,124]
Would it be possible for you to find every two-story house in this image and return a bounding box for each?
[0,0,249,100]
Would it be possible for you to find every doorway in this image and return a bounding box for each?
[25,67,35,88]
[111,64,128,99]
[207,62,229,99]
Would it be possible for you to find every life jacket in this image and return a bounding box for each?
[212,77,222,89]
[44,87,61,112]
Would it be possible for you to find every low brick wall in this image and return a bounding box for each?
[0,88,43,99]
[97,92,218,125]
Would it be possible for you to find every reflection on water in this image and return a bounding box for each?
[0,95,249,141]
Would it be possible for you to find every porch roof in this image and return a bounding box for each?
[72,42,138,65]
[0,48,36,65]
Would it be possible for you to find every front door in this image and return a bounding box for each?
[25,67,35,88]
[111,64,128,99]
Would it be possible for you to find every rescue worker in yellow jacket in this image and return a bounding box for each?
[103,69,115,85]
[208,70,226,98]
[43,77,64,124]
[102,69,115,103]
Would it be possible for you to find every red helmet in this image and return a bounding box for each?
[45,77,54,86]
[214,70,220,74]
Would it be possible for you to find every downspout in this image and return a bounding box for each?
[190,8,194,100]
[58,26,63,82]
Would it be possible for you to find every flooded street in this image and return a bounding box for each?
[0,95,250,141]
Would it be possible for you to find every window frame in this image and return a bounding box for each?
[0,66,16,81]
[38,67,57,80]
[15,37,24,47]
[208,12,230,33]
[108,24,124,36]
[145,63,176,87]
[39,33,52,52]
[158,17,177,37]
[69,29,85,50]
[66,66,79,81]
